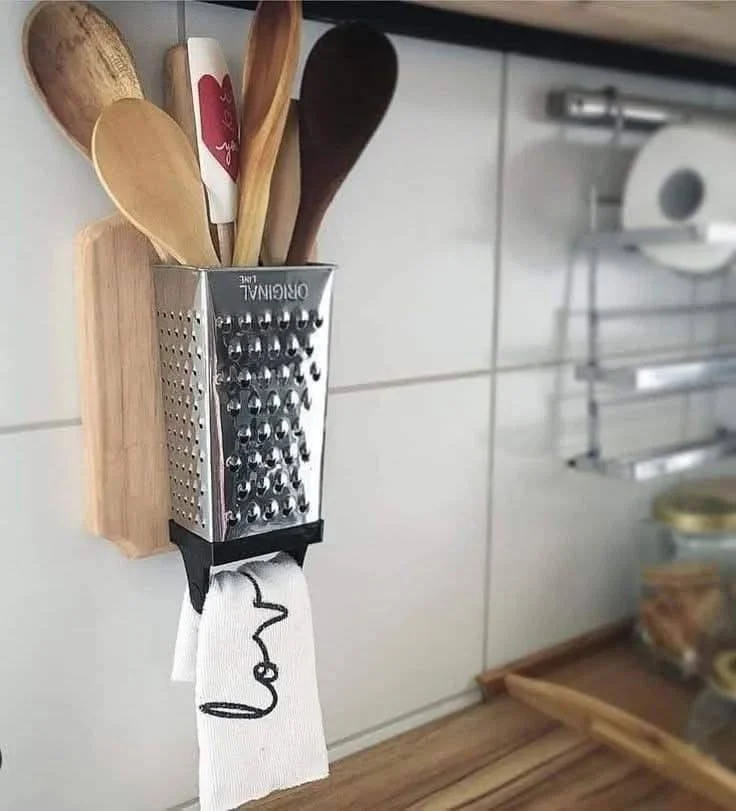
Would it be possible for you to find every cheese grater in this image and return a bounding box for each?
[153,265,335,611]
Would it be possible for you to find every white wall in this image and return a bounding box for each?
[2,2,736,809]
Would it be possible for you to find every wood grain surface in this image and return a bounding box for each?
[92,98,219,267]
[243,643,714,809]
[163,44,198,155]
[262,99,302,266]
[507,673,736,809]
[234,0,301,265]
[23,1,143,158]
[76,214,171,558]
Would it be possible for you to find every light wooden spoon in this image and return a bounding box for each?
[23,1,143,158]
[287,23,397,265]
[233,0,301,266]
[92,98,220,267]
[261,99,317,266]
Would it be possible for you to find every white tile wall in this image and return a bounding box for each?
[0,1,179,428]
[496,54,727,370]
[0,380,490,809]
[314,378,490,743]
[0,427,198,810]
[4,1,736,809]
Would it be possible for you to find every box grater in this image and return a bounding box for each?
[153,265,335,610]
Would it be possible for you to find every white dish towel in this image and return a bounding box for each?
[172,553,329,811]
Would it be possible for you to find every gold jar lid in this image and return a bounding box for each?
[653,478,736,534]
[712,650,736,699]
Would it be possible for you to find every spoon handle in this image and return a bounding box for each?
[216,224,234,266]
[286,191,323,266]
[233,181,272,266]
[163,45,198,154]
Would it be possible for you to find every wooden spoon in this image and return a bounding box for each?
[24,2,173,262]
[233,0,301,266]
[23,1,143,158]
[286,23,397,265]
[92,98,219,267]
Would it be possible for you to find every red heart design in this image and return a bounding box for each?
[197,73,239,182]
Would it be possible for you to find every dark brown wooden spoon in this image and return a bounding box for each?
[286,23,397,265]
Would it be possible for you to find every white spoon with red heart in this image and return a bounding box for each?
[187,37,239,265]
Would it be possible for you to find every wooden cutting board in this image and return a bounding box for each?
[76,214,171,558]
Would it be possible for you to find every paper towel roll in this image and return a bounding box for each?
[622,124,736,274]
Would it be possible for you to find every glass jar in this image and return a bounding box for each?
[637,478,736,680]
[687,645,736,769]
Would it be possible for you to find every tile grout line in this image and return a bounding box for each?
[0,417,81,437]
[326,687,480,751]
[4,335,735,438]
[481,54,509,672]
[329,367,491,395]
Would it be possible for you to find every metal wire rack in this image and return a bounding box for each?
[554,88,736,480]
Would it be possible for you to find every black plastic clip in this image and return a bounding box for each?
[170,520,324,613]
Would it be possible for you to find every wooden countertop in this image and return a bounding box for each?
[246,641,714,809]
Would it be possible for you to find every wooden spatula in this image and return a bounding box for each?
[92,98,219,267]
[287,23,397,265]
[233,0,301,266]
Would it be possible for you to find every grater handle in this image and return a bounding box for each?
[169,520,323,613]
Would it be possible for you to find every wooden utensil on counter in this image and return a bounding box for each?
[506,673,736,810]
[23,1,143,158]
[92,98,219,267]
[262,99,315,265]
[188,37,239,266]
[233,0,301,266]
[286,23,397,265]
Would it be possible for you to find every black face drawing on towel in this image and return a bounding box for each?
[199,571,288,719]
